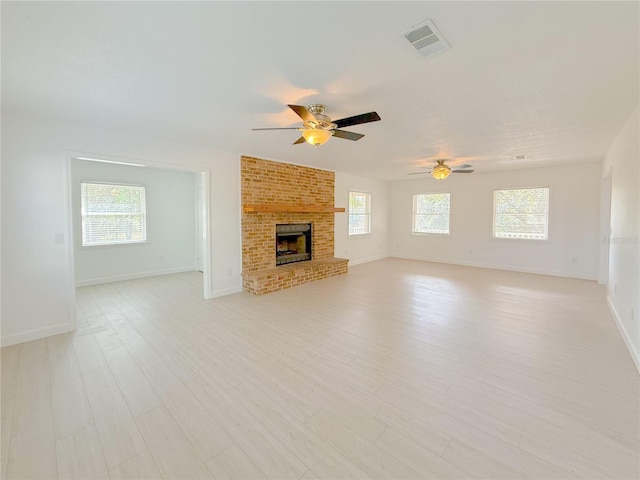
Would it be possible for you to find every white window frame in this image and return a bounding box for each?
[348,190,371,236]
[493,186,550,241]
[81,181,147,247]
[413,193,451,235]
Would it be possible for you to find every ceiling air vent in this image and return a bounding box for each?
[403,19,450,58]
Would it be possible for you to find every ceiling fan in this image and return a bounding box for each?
[408,159,475,180]
[252,104,381,146]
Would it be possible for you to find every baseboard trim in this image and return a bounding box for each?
[348,255,390,267]
[1,322,75,347]
[390,254,597,281]
[75,266,196,287]
[209,285,243,298]
[607,295,640,375]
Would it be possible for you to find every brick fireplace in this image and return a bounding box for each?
[241,156,348,294]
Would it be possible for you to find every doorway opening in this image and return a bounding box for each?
[66,153,212,302]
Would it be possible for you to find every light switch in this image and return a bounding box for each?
[54,233,64,245]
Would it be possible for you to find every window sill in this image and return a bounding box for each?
[491,237,550,243]
[412,232,450,237]
[79,240,149,250]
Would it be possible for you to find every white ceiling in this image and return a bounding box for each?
[2,1,638,180]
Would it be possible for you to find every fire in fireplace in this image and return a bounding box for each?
[276,223,312,266]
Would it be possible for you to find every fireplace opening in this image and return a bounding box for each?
[276,223,312,266]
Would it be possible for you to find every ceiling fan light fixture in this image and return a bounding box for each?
[302,128,332,146]
[431,164,451,180]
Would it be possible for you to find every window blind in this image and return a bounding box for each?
[413,193,450,234]
[493,187,549,240]
[81,182,147,246]
[349,191,371,235]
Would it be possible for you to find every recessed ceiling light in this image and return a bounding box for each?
[513,154,528,160]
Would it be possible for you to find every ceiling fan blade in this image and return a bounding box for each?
[332,129,364,141]
[293,136,306,145]
[288,105,316,124]
[333,112,381,128]
[252,127,301,130]
[456,164,472,169]
[452,170,475,173]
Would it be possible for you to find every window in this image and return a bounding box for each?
[81,182,147,246]
[349,191,371,235]
[413,193,450,234]
[493,187,549,240]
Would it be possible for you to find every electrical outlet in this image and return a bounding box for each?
[571,257,578,264]
[159,256,164,262]
[227,268,232,276]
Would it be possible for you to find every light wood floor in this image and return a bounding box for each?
[2,258,639,479]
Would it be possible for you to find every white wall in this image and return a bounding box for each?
[389,163,601,280]
[602,105,640,371]
[1,106,627,355]
[335,172,389,265]
[1,111,242,346]
[71,160,197,286]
